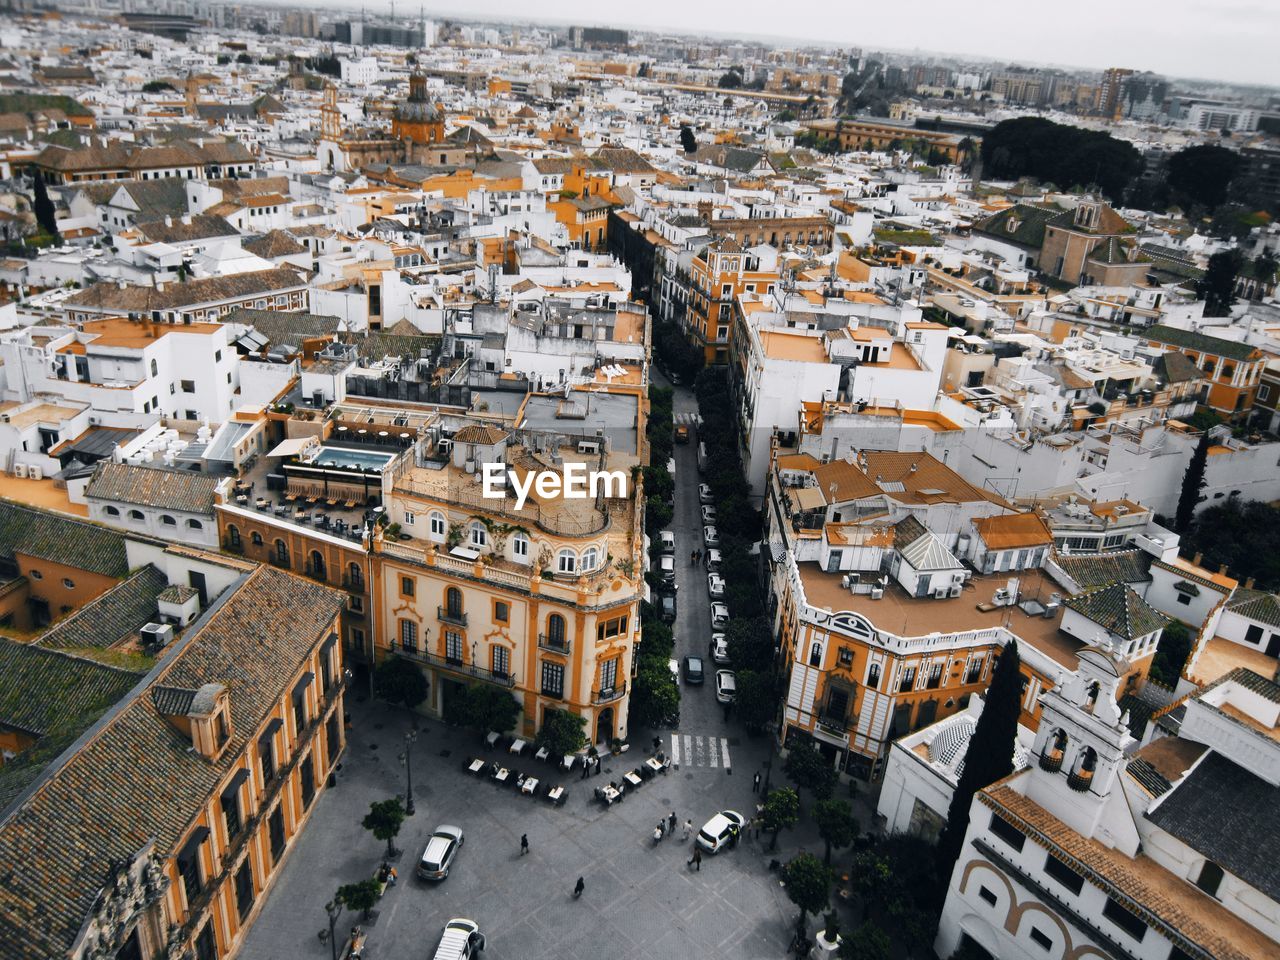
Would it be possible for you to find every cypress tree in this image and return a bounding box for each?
[32,172,59,241]
[1174,431,1211,534]
[935,639,1023,889]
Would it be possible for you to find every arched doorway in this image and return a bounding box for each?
[595,707,613,745]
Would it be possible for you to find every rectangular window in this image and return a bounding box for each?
[978,886,997,907]
[1029,928,1052,951]
[1102,898,1147,941]
[988,813,1025,852]
[400,576,414,597]
[541,661,565,699]
[403,510,415,525]
[234,860,254,921]
[492,646,510,678]
[867,663,880,689]
[258,734,276,783]
[223,790,242,840]
[597,615,628,642]
[181,379,195,393]
[1044,854,1085,895]
[838,647,854,667]
[926,662,944,689]
[300,754,315,809]
[898,666,917,693]
[399,619,418,652]
[600,658,618,693]
[195,924,217,960]
[445,631,463,663]
[494,601,509,624]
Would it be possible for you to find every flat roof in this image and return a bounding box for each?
[758,329,828,364]
[519,392,638,455]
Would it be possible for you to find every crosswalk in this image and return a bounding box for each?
[674,413,702,426]
[668,733,732,770]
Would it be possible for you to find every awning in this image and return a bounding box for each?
[260,717,282,738]
[292,672,315,699]
[267,437,319,459]
[220,768,249,801]
[321,632,338,656]
[178,826,210,861]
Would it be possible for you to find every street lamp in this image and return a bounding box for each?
[324,899,342,960]
[399,728,418,815]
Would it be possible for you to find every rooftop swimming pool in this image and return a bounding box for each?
[309,446,396,472]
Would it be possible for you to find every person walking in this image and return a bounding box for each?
[520,834,529,856]
[581,760,588,780]
[668,811,677,833]
[682,818,693,841]
[752,771,761,793]
[573,876,585,898]
[688,846,702,871]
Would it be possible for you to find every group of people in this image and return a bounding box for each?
[375,862,397,887]
[578,753,603,779]
[652,810,694,844]
[688,549,704,565]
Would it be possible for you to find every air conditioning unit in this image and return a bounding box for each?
[13,464,28,478]
[870,586,884,599]
[140,622,175,650]
[89,415,101,425]
[28,465,42,481]
[949,583,963,598]
[841,574,852,589]
[438,438,452,453]
[933,587,949,600]
[577,440,600,454]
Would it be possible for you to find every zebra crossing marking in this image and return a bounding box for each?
[668,734,731,770]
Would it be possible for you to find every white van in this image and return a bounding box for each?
[432,918,486,960]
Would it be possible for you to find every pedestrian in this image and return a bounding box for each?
[682,818,693,840]
[656,819,666,840]
[668,811,677,833]
[386,865,397,886]
[573,876,585,898]
[688,846,702,871]
[520,834,529,856]
[581,759,588,780]
[752,771,761,793]
[654,824,664,844]
[653,735,662,753]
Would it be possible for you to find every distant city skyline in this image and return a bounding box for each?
[273,0,1279,88]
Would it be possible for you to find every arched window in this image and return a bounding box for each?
[429,511,446,540]
[470,522,488,548]
[348,562,363,589]
[275,539,289,565]
[557,549,577,574]
[250,531,263,546]
[128,509,145,521]
[104,505,120,517]
[226,525,241,550]
[547,613,566,648]
[511,531,530,562]
[1084,681,1100,713]
[187,519,202,530]
[309,550,325,579]
[1068,746,1097,792]
[160,515,177,527]
[581,546,600,572]
[1039,728,1067,772]
[445,587,463,619]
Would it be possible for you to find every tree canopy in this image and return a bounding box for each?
[762,786,800,850]
[1179,499,1280,591]
[782,853,833,928]
[537,707,587,754]
[443,683,520,735]
[1174,431,1211,534]
[361,797,405,859]
[784,738,837,799]
[32,173,59,240]
[373,657,428,710]
[813,797,859,864]
[1166,144,1241,213]
[679,124,697,155]
[980,117,1142,201]
[336,879,381,920]
[1199,249,1243,317]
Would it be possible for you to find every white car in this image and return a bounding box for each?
[703,525,719,547]
[659,554,676,584]
[699,483,714,504]
[710,602,729,629]
[701,505,718,524]
[417,825,465,881]
[709,633,730,664]
[659,530,676,554]
[432,918,485,960]
[707,572,725,597]
[697,810,746,853]
[703,548,722,572]
[715,670,737,704]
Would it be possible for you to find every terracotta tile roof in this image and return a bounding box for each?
[1224,588,1280,629]
[1051,549,1153,590]
[134,214,237,245]
[973,512,1053,550]
[982,783,1277,960]
[810,458,881,502]
[0,501,128,578]
[861,451,1003,505]
[85,462,220,515]
[35,565,167,651]
[453,424,508,445]
[242,229,307,259]
[0,565,343,959]
[65,267,306,313]
[1062,582,1169,640]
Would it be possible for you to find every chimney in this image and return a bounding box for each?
[1245,577,1256,590]
[1192,552,1203,567]
[1219,563,1229,576]
[165,215,173,228]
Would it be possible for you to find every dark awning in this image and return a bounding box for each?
[292,672,315,699]
[178,826,210,861]
[260,717,282,738]
[321,632,338,656]
[220,768,249,801]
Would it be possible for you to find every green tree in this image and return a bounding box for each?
[141,80,175,93]
[679,124,697,154]
[361,797,405,859]
[629,661,680,729]
[813,798,859,865]
[838,922,891,960]
[31,172,58,240]
[733,669,775,733]
[537,707,587,755]
[1178,499,1280,591]
[336,878,381,920]
[373,657,428,710]
[1174,431,1211,534]
[718,69,743,89]
[935,640,1023,888]
[1199,249,1243,317]
[1149,620,1191,687]
[1166,144,1241,213]
[762,786,800,851]
[784,739,837,799]
[782,853,833,930]
[724,615,774,673]
[446,683,520,734]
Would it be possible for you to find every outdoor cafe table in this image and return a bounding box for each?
[622,771,643,789]
[600,785,621,805]
[521,777,539,795]
[547,786,565,804]
[467,758,485,774]
[535,746,550,762]
[485,732,500,748]
[644,757,664,775]
[492,766,511,785]
[509,738,527,755]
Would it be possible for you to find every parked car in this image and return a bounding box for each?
[432,918,485,960]
[697,810,746,853]
[710,602,729,629]
[417,825,465,881]
[668,658,680,682]
[659,554,676,585]
[707,572,725,597]
[701,505,718,524]
[668,370,683,386]
[660,593,677,622]
[703,525,719,547]
[709,633,730,664]
[683,655,705,684]
[698,483,714,504]
[674,424,690,444]
[703,548,722,572]
[715,670,737,704]
[659,530,676,554]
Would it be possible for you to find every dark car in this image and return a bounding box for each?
[660,593,677,622]
[683,655,705,684]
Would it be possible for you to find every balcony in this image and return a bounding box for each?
[437,606,468,627]
[1066,768,1094,792]
[398,647,515,688]
[816,712,849,735]
[593,682,627,705]
[1039,750,1063,773]
[538,633,571,655]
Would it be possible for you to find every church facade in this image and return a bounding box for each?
[317,72,446,173]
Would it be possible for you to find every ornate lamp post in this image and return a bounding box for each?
[324,899,342,960]
[399,728,418,815]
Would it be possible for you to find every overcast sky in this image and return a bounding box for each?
[289,0,1279,87]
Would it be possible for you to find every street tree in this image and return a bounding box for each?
[536,707,587,755]
[629,661,680,729]
[1199,249,1243,317]
[1174,431,1211,534]
[784,739,837,799]
[782,853,833,931]
[762,786,800,851]
[336,879,381,921]
[447,684,520,735]
[838,922,891,960]
[361,797,405,860]
[732,669,774,733]
[724,615,774,673]
[813,797,859,864]
[373,657,428,710]
[935,640,1023,888]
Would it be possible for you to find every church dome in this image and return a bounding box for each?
[395,99,441,123]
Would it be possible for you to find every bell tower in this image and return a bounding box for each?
[320,82,341,141]
[1025,644,1138,851]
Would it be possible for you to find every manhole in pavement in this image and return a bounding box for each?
[439,749,451,758]
[369,743,378,750]
[725,768,732,775]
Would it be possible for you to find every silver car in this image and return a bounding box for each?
[418,825,465,881]
[703,525,719,547]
